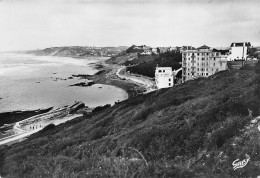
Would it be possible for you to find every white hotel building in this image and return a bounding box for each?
[181,45,229,83]
[227,42,251,61]
[155,67,174,89]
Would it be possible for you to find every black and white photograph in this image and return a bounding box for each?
[0,0,260,177]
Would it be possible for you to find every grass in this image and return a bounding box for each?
[0,63,260,177]
[127,51,182,78]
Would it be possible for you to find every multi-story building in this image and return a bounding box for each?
[155,67,174,89]
[227,42,251,61]
[181,45,229,83]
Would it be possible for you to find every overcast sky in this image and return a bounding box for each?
[0,0,259,51]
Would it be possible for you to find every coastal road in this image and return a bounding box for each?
[116,66,156,93]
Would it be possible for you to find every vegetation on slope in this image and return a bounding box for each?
[106,52,139,65]
[106,45,157,65]
[249,46,260,59]
[127,51,182,78]
[1,65,260,177]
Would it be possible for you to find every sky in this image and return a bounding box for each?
[0,0,260,51]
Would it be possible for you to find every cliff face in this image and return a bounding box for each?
[26,46,128,58]
[1,67,260,177]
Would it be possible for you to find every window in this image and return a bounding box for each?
[169,79,171,81]
[198,68,199,71]
[169,83,171,86]
[220,62,222,67]
[202,58,205,60]
[163,70,165,72]
[197,53,200,56]
[188,73,190,75]
[202,73,204,76]
[206,73,208,76]
[213,63,215,67]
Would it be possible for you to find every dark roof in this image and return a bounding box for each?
[212,48,230,55]
[230,42,251,47]
[197,45,210,49]
[182,46,196,50]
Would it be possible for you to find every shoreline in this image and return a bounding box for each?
[0,108,53,127]
[0,55,149,145]
[0,56,151,134]
[0,108,53,140]
[0,102,85,146]
[74,61,145,98]
[115,66,156,93]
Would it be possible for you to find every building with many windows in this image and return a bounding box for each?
[181,45,229,83]
[155,67,174,89]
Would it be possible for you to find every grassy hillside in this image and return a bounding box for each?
[106,45,157,65]
[106,52,139,65]
[1,66,260,177]
[127,51,182,78]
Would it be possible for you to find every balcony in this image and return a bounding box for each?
[191,66,196,72]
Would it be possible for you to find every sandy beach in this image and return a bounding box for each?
[75,61,152,98]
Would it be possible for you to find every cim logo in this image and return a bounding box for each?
[232,155,250,170]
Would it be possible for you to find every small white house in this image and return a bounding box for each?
[227,42,251,61]
[152,48,158,54]
[155,67,174,89]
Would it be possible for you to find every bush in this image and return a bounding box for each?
[92,104,111,113]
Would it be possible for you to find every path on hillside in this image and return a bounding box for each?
[0,102,84,146]
[116,66,156,93]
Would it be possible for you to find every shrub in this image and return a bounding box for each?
[92,104,111,113]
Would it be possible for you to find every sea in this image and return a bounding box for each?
[0,53,128,113]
